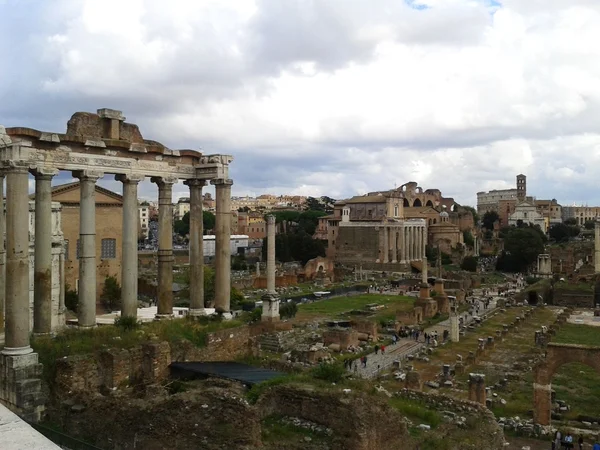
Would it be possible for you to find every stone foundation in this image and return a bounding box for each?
[0,352,45,422]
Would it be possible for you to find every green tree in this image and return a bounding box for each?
[100,275,122,311]
[263,231,326,265]
[496,227,544,272]
[174,210,216,237]
[564,217,577,226]
[461,256,478,272]
[549,222,579,242]
[305,196,325,212]
[584,220,596,230]
[482,211,499,230]
[463,230,474,247]
[230,286,245,310]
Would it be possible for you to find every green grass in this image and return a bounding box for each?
[553,323,600,347]
[389,397,442,428]
[296,294,414,320]
[554,281,594,292]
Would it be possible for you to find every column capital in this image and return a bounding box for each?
[1,160,30,173]
[115,173,145,184]
[30,167,59,179]
[211,178,233,186]
[151,175,178,186]
[73,170,104,181]
[184,179,209,188]
[266,214,276,225]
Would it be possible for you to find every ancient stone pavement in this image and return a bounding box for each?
[349,292,502,379]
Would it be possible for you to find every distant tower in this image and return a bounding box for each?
[516,174,526,202]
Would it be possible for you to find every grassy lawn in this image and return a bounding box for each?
[553,323,600,347]
[295,294,414,322]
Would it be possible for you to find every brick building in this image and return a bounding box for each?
[47,182,123,309]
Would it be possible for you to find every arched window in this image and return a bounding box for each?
[413,199,422,207]
[394,205,399,217]
[403,198,410,207]
[101,238,117,259]
[426,200,433,207]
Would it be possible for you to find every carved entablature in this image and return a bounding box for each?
[0,110,233,181]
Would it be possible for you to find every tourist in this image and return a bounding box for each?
[354,361,358,373]
[381,345,385,354]
[374,345,380,355]
[592,439,600,450]
[362,356,368,368]
[578,436,584,450]
[564,433,573,449]
[555,430,562,450]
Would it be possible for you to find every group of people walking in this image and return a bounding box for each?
[553,431,599,450]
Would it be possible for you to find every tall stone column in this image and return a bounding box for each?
[382,224,389,263]
[450,305,460,342]
[73,170,103,328]
[185,179,207,316]
[117,174,144,319]
[262,215,280,321]
[0,173,5,334]
[400,226,407,263]
[422,225,427,258]
[59,243,66,314]
[212,178,233,316]
[594,222,600,273]
[2,164,32,354]
[31,168,58,334]
[417,227,422,260]
[151,176,177,318]
[422,256,428,284]
[391,229,398,263]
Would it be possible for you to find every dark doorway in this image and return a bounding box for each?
[528,290,538,305]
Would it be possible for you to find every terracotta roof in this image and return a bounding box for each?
[344,194,387,204]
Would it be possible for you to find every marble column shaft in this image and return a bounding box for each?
[117,174,144,318]
[0,174,5,333]
[185,179,207,315]
[382,225,389,263]
[74,170,103,328]
[266,215,276,293]
[152,176,177,317]
[2,165,32,354]
[391,229,398,263]
[33,170,57,334]
[212,179,233,314]
[401,226,406,262]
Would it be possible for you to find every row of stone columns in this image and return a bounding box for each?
[380,224,427,263]
[1,166,234,353]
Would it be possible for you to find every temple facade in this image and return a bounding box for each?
[0,109,234,420]
[318,182,473,266]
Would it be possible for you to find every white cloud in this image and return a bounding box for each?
[3,0,600,207]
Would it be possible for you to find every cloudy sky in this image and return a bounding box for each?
[2,0,600,206]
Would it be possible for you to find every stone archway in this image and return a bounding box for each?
[533,343,600,425]
[425,200,433,207]
[403,198,410,207]
[413,199,422,207]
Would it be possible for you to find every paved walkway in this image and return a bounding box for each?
[349,339,423,378]
[349,290,503,379]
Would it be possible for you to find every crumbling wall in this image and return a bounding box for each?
[256,385,411,450]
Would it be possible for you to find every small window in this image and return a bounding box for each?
[64,240,69,260]
[101,238,117,259]
[76,239,81,259]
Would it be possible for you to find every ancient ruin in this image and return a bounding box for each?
[0,109,235,419]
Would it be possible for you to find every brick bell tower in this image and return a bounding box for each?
[516,174,526,202]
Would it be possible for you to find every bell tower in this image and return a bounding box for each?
[516,174,526,202]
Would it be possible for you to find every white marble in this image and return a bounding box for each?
[0,404,61,449]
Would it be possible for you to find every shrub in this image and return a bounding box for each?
[460,256,478,272]
[65,284,79,312]
[311,362,345,383]
[114,316,141,331]
[526,276,541,285]
[100,275,122,311]
[280,302,298,319]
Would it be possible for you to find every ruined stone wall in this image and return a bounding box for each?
[54,327,253,397]
[552,289,594,308]
[397,390,506,449]
[257,385,411,450]
[548,242,593,275]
